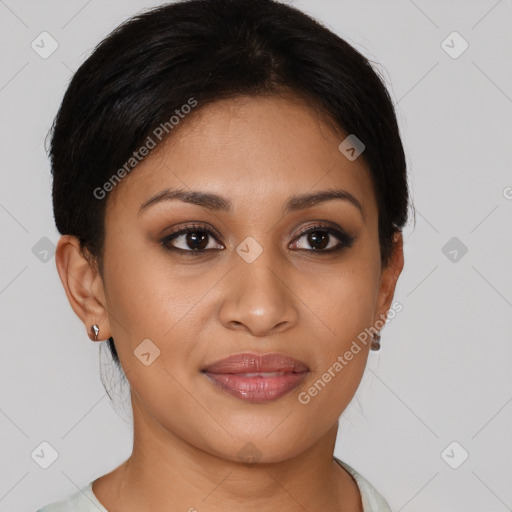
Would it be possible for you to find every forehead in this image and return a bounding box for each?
[106,94,376,220]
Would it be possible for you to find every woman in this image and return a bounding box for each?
[38,0,410,510]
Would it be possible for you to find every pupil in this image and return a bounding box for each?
[187,232,208,250]
[309,231,328,250]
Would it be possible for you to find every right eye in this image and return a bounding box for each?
[160,224,225,255]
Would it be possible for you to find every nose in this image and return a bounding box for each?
[218,248,299,337]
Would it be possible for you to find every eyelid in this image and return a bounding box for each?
[294,221,341,238]
[163,222,224,242]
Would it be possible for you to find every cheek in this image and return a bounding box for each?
[101,235,184,353]
[294,275,377,424]
[296,252,380,401]
[305,259,380,345]
[104,229,180,324]
[102,236,223,379]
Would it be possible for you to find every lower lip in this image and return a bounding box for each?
[203,371,309,403]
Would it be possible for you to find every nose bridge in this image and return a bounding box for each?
[235,236,287,302]
[219,236,298,335]
[236,240,283,294]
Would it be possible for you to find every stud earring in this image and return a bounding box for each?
[370,331,381,351]
[91,324,100,341]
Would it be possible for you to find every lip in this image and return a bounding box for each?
[202,352,309,403]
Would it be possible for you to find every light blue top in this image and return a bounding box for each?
[36,458,391,511]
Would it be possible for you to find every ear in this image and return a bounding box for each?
[373,231,404,326]
[54,235,112,342]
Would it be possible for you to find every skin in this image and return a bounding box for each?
[55,92,404,512]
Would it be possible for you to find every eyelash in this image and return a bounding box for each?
[160,222,355,256]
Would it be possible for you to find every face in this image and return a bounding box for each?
[59,93,403,464]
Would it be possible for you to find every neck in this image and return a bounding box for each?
[93,396,362,512]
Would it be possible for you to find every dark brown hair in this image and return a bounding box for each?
[49,0,411,371]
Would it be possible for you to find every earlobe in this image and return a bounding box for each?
[54,235,112,341]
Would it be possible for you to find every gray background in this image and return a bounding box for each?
[1,0,511,510]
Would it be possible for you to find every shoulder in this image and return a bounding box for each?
[36,481,108,512]
[334,457,392,512]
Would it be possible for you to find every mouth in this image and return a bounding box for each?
[201,352,309,403]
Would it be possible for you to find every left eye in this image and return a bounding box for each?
[289,226,354,252]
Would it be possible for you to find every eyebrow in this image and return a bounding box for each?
[138,187,365,220]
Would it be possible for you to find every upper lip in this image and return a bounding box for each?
[202,352,309,374]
